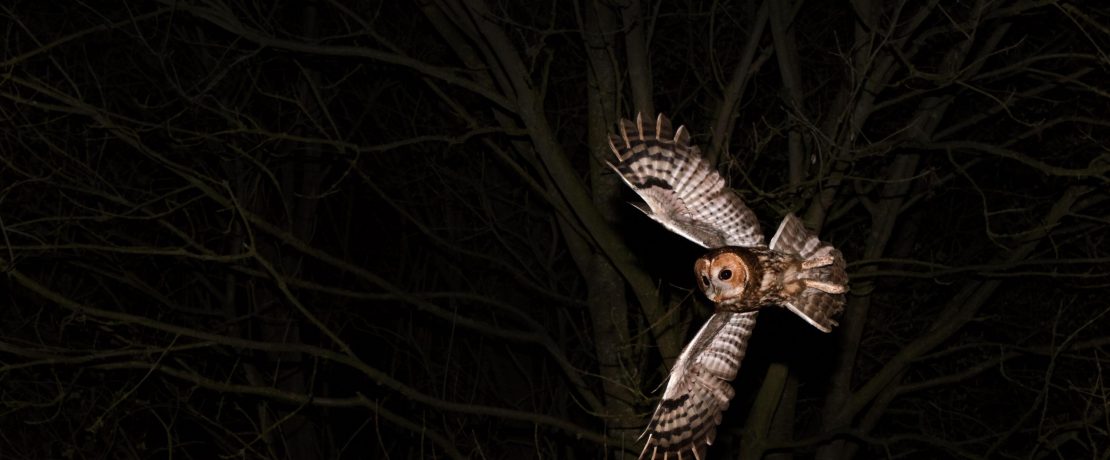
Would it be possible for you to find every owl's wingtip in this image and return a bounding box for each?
[608,135,622,159]
[638,434,654,460]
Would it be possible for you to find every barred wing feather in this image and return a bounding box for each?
[639,312,759,460]
[609,113,763,249]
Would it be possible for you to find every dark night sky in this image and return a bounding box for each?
[1,1,1108,459]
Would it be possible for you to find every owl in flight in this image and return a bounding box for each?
[608,113,848,460]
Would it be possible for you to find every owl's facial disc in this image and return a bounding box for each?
[695,251,749,304]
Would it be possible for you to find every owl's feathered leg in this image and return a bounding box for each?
[801,255,836,270]
[798,255,848,293]
[801,278,848,294]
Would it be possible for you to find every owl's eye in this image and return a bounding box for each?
[701,275,710,286]
[718,269,732,281]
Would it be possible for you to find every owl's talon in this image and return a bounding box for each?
[801,278,848,294]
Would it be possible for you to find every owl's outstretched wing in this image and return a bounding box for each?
[769,214,848,332]
[640,311,759,460]
[609,113,763,248]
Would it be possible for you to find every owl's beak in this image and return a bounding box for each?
[702,286,720,302]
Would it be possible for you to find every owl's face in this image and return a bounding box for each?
[694,250,752,305]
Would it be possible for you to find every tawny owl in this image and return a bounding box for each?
[608,113,849,460]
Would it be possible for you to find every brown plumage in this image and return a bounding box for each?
[696,215,848,331]
[609,114,848,459]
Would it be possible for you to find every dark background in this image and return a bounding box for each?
[1,1,1108,459]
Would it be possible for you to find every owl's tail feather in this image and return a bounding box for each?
[769,214,849,332]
